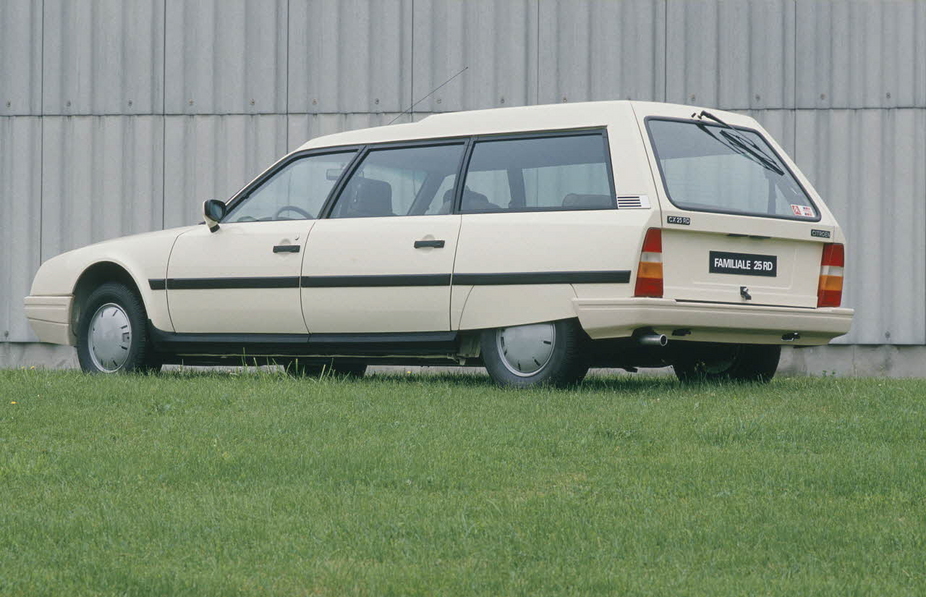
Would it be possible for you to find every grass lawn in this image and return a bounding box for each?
[1,369,924,596]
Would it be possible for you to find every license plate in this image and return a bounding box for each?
[709,251,777,277]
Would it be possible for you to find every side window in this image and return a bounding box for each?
[329,144,465,219]
[461,170,510,211]
[462,133,615,213]
[424,173,457,215]
[224,151,356,222]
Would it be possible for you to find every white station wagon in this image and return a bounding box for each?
[25,101,853,387]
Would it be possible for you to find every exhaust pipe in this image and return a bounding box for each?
[637,333,667,347]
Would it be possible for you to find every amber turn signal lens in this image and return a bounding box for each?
[817,243,844,307]
[635,228,663,298]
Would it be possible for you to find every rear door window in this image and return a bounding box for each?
[329,143,465,218]
[646,118,818,221]
[461,132,615,213]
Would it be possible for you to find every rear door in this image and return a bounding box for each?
[637,105,835,308]
[301,141,465,333]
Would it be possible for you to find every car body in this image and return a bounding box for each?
[25,100,853,386]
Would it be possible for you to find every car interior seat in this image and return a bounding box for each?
[438,187,501,213]
[344,178,393,217]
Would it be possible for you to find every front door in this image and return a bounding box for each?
[167,221,311,333]
[165,150,358,334]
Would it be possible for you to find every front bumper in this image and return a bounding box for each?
[574,297,853,346]
[24,295,75,345]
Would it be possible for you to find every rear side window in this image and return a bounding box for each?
[461,133,615,213]
[647,118,818,221]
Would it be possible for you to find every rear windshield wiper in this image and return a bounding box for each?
[693,110,785,176]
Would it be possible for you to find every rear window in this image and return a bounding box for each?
[646,118,819,221]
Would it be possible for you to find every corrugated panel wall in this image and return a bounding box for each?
[413,0,536,112]
[0,0,42,115]
[1,0,924,346]
[794,109,926,344]
[165,0,287,115]
[667,0,796,110]
[0,118,42,342]
[43,0,165,115]
[538,0,665,105]
[289,0,412,114]
[163,115,289,227]
[796,0,926,109]
[41,116,164,257]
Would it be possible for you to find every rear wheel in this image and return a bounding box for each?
[480,319,589,388]
[673,343,780,383]
[76,282,158,373]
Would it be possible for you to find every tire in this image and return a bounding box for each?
[673,343,781,384]
[480,319,589,389]
[76,282,157,374]
[286,359,367,378]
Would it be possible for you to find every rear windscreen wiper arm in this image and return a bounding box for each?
[696,123,785,178]
[694,110,785,176]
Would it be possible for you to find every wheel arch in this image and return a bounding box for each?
[72,261,148,337]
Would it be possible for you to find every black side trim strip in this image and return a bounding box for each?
[301,274,451,288]
[166,277,301,290]
[453,271,631,285]
[151,271,630,291]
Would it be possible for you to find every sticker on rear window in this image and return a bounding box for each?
[791,204,815,217]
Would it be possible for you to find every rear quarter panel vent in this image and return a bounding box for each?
[617,195,651,209]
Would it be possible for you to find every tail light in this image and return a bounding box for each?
[817,243,844,307]
[634,228,663,298]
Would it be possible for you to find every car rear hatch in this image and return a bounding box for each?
[639,108,836,309]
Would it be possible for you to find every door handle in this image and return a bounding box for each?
[273,244,300,253]
[414,239,445,249]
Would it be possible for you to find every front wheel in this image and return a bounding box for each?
[76,282,156,373]
[673,343,781,383]
[480,319,589,388]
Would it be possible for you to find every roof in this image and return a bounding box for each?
[294,100,681,151]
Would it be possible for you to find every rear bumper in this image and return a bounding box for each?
[574,297,853,346]
[24,295,75,345]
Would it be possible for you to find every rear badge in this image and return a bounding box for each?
[709,251,777,277]
[791,204,815,217]
[811,229,831,239]
[667,215,690,225]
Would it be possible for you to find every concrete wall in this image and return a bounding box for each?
[2,0,925,373]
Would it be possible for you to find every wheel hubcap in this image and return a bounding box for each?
[496,323,556,377]
[88,303,132,372]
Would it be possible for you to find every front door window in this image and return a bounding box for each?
[224,151,357,222]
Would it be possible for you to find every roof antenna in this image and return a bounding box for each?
[387,66,469,125]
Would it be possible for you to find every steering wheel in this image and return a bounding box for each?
[273,205,314,220]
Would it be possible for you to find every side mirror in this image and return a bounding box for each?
[203,199,227,233]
